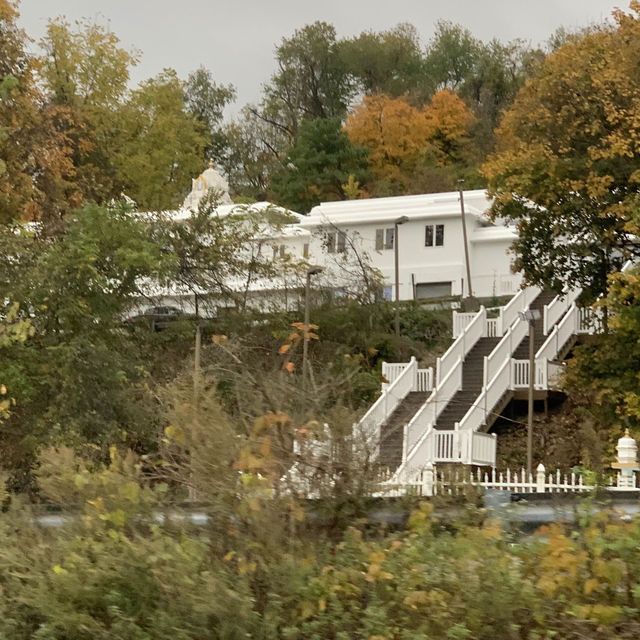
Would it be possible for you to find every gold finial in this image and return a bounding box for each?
[625,428,631,437]
[208,159,214,169]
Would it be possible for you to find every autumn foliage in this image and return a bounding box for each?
[345,90,474,194]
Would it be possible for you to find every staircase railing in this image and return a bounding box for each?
[457,355,511,433]
[536,304,579,365]
[452,312,478,338]
[496,286,541,335]
[357,356,417,455]
[395,428,497,479]
[452,311,499,338]
[403,356,463,458]
[484,315,528,384]
[438,306,486,385]
[415,368,433,392]
[543,288,581,335]
[381,361,433,392]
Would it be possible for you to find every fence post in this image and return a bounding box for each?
[536,463,546,493]
[422,462,435,497]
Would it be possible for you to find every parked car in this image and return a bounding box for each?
[125,306,195,331]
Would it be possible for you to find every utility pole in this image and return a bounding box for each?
[527,317,535,477]
[458,180,473,299]
[519,308,541,477]
[193,293,201,406]
[394,216,409,337]
[303,266,323,388]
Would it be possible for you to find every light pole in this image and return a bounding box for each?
[303,266,323,387]
[394,215,409,337]
[458,180,473,299]
[519,308,541,477]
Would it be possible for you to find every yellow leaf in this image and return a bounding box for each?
[164,424,185,444]
[584,578,599,595]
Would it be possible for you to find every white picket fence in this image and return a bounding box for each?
[378,463,626,497]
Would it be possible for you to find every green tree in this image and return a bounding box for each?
[184,66,236,163]
[219,107,284,201]
[39,16,139,206]
[339,23,426,97]
[0,204,171,483]
[257,22,354,143]
[271,117,369,213]
[116,70,207,210]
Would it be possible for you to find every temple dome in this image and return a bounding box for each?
[182,159,233,209]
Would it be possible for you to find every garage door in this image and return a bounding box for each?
[415,281,452,299]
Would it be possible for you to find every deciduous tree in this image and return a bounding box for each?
[484,4,640,298]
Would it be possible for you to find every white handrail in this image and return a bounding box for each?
[485,316,528,384]
[458,355,511,433]
[543,288,581,335]
[452,312,477,338]
[536,304,577,363]
[404,356,463,456]
[395,428,497,477]
[357,356,417,453]
[497,285,542,335]
[437,306,485,385]
[381,362,409,389]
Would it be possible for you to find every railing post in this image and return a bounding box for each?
[536,463,546,493]
[492,433,497,467]
[436,357,441,386]
[402,423,408,463]
[483,355,488,386]
[422,462,434,497]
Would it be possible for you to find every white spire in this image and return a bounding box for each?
[182,160,233,210]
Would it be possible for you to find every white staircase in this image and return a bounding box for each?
[357,285,601,481]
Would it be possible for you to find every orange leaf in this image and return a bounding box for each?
[279,343,291,354]
[285,362,295,373]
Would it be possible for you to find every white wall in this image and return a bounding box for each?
[300,190,517,301]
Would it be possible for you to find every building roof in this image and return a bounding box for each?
[301,190,493,227]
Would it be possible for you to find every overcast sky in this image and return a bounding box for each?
[17,0,623,117]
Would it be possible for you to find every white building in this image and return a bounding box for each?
[143,164,520,312]
[300,191,521,301]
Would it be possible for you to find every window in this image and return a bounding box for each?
[327,230,347,253]
[303,243,309,258]
[375,228,395,250]
[425,224,445,247]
